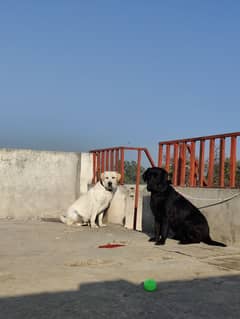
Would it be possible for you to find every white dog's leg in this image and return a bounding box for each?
[60,215,75,226]
[60,210,82,226]
[98,211,107,227]
[90,212,99,228]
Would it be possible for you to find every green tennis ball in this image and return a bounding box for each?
[143,279,157,292]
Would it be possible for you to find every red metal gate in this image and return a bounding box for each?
[89,132,240,230]
[158,132,240,188]
[90,146,155,230]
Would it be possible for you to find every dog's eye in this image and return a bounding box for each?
[105,177,109,179]
[112,176,116,179]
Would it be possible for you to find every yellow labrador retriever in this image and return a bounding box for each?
[60,171,121,228]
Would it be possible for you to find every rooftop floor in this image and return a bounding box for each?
[1,220,240,318]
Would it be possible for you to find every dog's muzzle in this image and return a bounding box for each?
[146,184,155,192]
[107,182,113,191]
[147,185,152,192]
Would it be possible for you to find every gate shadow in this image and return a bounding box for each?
[1,275,239,319]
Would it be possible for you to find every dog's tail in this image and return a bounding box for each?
[41,217,64,223]
[203,236,226,247]
[59,215,67,224]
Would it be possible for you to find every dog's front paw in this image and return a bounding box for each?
[74,223,83,227]
[155,239,166,245]
[99,224,107,227]
[91,224,99,229]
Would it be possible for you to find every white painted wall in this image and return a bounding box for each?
[0,149,93,219]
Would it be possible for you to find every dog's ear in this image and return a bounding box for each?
[142,168,151,182]
[117,173,121,182]
[100,172,105,181]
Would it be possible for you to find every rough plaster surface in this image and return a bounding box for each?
[0,221,239,319]
[0,149,80,218]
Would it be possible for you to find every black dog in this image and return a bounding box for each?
[143,167,226,247]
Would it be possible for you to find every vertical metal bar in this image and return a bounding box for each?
[230,136,237,187]
[101,151,105,173]
[173,143,178,186]
[208,139,215,187]
[219,138,225,187]
[165,144,171,172]
[120,148,125,184]
[158,144,163,167]
[189,141,196,186]
[97,152,101,181]
[92,152,97,184]
[106,150,109,171]
[144,149,155,167]
[110,150,114,170]
[199,140,205,187]
[133,150,142,230]
[179,143,186,186]
[115,149,119,172]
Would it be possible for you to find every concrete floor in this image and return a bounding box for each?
[0,220,240,319]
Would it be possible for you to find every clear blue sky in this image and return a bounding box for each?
[0,1,239,163]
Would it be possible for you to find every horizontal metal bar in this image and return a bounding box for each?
[90,147,156,168]
[90,146,151,153]
[158,132,240,145]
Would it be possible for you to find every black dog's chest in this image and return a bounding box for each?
[150,191,179,224]
[150,195,167,218]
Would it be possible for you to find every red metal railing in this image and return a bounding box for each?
[90,146,155,230]
[158,132,240,188]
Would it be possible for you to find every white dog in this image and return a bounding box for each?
[60,171,121,228]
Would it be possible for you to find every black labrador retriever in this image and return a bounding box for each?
[143,167,226,247]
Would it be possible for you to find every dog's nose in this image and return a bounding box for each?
[108,181,112,186]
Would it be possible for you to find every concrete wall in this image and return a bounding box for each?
[0,149,93,219]
[106,185,240,245]
[174,187,240,245]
